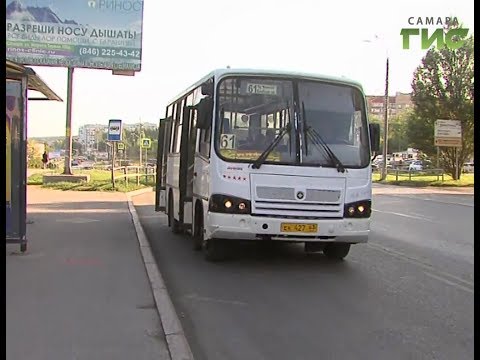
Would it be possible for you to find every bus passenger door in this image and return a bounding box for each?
[186,106,197,205]
[155,118,170,212]
[178,105,195,228]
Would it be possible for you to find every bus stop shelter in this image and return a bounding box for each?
[6,60,62,252]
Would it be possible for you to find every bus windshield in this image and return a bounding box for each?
[215,76,370,168]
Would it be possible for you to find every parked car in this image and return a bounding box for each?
[462,162,474,173]
[80,161,94,170]
[408,160,423,171]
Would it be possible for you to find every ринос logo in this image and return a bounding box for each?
[87,0,143,11]
[400,17,469,50]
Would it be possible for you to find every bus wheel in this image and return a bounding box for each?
[323,243,351,260]
[203,239,226,262]
[168,195,181,234]
[193,209,203,251]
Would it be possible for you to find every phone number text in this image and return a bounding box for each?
[78,47,141,59]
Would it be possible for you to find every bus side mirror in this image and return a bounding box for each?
[369,123,380,152]
[201,82,214,96]
[197,97,213,129]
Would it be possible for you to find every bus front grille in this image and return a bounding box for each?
[252,200,343,218]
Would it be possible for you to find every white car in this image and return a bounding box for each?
[408,160,423,171]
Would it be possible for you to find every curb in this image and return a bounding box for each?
[126,195,194,360]
[126,186,155,197]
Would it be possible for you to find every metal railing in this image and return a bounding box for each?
[112,165,156,186]
[383,168,445,181]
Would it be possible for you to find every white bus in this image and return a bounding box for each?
[155,69,380,262]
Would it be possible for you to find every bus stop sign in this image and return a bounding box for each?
[108,119,122,142]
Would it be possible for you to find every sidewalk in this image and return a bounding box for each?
[6,187,171,360]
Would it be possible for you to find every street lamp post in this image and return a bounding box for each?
[363,36,389,180]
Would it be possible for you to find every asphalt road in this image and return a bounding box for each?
[133,188,474,360]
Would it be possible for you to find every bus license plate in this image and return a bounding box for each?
[280,223,318,233]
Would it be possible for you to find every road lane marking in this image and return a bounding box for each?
[422,271,474,294]
[367,243,474,294]
[372,209,435,223]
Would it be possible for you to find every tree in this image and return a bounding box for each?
[388,110,411,153]
[113,127,159,163]
[72,140,83,155]
[410,25,474,179]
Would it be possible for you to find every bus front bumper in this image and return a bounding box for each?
[205,213,369,243]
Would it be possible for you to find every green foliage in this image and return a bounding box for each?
[410,25,474,179]
[50,138,83,155]
[27,169,155,192]
[388,110,411,153]
[372,172,474,187]
[48,126,159,163]
[28,158,43,169]
[118,127,158,161]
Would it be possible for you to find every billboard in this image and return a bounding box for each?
[6,0,144,71]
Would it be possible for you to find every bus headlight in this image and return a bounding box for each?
[344,200,371,218]
[209,194,251,214]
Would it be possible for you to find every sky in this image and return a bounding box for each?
[24,0,474,137]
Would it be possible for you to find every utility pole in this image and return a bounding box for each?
[138,119,143,166]
[362,35,389,180]
[63,67,74,175]
[381,57,390,181]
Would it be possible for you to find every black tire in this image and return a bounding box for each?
[193,208,203,251]
[203,238,227,262]
[323,243,351,260]
[20,243,27,253]
[168,195,181,234]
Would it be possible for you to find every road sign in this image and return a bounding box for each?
[434,119,462,147]
[117,143,125,150]
[107,119,123,142]
[141,138,151,149]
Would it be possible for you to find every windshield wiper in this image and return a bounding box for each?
[251,123,292,169]
[307,128,346,173]
[301,102,346,173]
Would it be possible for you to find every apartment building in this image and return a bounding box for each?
[123,122,158,131]
[78,124,107,154]
[366,92,413,117]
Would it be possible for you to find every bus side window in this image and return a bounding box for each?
[199,125,211,158]
[176,99,186,153]
[171,99,184,153]
[192,81,213,158]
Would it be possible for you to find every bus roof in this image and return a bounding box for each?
[166,68,365,105]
